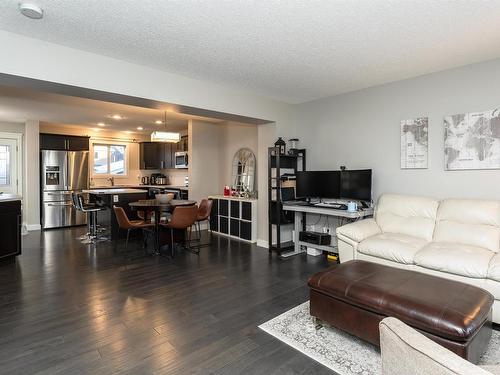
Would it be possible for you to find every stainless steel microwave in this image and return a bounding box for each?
[174,151,188,168]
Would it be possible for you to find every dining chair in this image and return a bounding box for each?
[113,206,154,253]
[160,205,199,257]
[193,199,213,246]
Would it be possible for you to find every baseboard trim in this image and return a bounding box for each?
[26,224,41,231]
[257,239,269,249]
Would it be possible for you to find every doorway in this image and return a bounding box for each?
[0,132,22,195]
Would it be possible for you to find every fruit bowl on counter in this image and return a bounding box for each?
[155,193,174,204]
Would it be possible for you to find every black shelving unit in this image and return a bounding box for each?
[268,147,306,255]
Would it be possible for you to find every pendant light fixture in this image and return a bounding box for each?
[151,111,180,143]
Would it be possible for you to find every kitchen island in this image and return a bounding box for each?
[0,194,22,262]
[85,188,148,240]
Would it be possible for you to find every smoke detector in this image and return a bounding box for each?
[19,3,44,19]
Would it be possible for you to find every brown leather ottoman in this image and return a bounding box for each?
[308,260,494,363]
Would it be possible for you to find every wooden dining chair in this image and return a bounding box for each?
[160,205,198,257]
[113,206,154,252]
[193,199,213,246]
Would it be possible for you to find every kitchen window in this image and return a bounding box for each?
[92,144,127,176]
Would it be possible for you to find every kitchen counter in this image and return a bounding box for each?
[84,188,149,195]
[0,193,22,202]
[209,195,257,202]
[90,184,189,191]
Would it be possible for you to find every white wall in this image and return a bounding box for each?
[220,121,258,188]
[256,123,277,247]
[0,121,40,230]
[293,58,500,201]
[188,120,223,204]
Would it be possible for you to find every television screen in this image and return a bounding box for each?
[296,171,340,199]
[340,169,372,201]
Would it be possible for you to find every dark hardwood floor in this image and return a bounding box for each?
[0,227,334,374]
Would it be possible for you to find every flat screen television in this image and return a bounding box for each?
[296,171,340,199]
[340,169,372,202]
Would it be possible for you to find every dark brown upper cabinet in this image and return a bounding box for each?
[40,134,89,151]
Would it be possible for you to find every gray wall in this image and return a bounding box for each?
[292,58,500,201]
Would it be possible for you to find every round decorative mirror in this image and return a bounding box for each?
[231,148,256,195]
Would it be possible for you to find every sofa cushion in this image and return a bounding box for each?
[358,232,427,265]
[375,194,439,241]
[414,242,495,279]
[488,254,500,282]
[434,199,500,253]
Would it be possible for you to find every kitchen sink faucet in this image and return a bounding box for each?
[108,176,115,186]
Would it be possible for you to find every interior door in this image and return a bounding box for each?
[0,137,19,194]
[67,151,89,191]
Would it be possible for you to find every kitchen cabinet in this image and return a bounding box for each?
[40,133,89,151]
[177,136,188,152]
[0,199,22,260]
[208,196,257,243]
[139,142,162,170]
[140,136,189,170]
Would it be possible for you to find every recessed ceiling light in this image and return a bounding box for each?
[136,126,143,130]
[123,131,133,134]
[155,120,163,124]
[19,3,44,19]
[97,122,105,127]
[93,128,101,132]
[110,114,123,120]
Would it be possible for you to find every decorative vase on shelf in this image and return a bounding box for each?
[288,138,300,155]
[274,137,286,155]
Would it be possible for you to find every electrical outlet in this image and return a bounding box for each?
[322,227,329,234]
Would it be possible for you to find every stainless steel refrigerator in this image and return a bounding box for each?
[41,150,89,229]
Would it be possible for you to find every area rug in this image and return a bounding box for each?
[258,301,500,375]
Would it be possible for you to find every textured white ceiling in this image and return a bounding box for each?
[1,0,500,103]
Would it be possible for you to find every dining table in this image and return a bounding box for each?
[129,199,197,254]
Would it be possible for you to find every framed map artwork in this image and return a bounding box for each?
[444,109,500,170]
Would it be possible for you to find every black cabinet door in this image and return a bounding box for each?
[219,216,229,234]
[230,219,240,237]
[40,134,67,150]
[0,201,21,259]
[209,212,218,232]
[161,143,174,169]
[240,221,252,241]
[219,199,229,216]
[140,142,161,170]
[230,201,240,218]
[67,136,89,151]
[241,202,252,221]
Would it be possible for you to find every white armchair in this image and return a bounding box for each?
[380,317,499,375]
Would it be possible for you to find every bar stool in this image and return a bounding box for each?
[72,192,105,244]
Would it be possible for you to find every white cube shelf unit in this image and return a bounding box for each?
[208,195,257,243]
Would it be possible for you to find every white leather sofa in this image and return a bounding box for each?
[336,194,500,323]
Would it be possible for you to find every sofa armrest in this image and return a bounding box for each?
[380,317,491,375]
[336,218,381,243]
